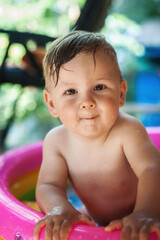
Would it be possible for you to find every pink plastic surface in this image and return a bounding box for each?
[0,127,159,240]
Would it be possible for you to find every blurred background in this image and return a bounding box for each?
[0,0,160,152]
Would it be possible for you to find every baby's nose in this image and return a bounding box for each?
[80,99,96,110]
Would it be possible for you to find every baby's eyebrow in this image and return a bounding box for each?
[61,65,74,73]
[58,78,77,86]
[96,77,107,80]
[95,77,112,82]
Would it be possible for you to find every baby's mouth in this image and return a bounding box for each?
[83,115,98,120]
[85,116,96,120]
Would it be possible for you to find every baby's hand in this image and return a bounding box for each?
[34,206,95,240]
[105,211,160,240]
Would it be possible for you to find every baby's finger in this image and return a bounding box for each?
[45,221,53,240]
[78,214,95,226]
[139,225,150,240]
[34,219,46,240]
[52,222,61,240]
[105,220,123,232]
[121,225,131,240]
[60,220,73,240]
[130,228,139,240]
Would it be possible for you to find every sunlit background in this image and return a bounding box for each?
[0,0,160,152]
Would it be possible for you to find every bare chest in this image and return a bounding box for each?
[65,145,137,197]
[63,144,138,224]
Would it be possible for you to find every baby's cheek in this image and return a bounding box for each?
[59,110,74,126]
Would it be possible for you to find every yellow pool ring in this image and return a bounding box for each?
[9,169,39,199]
[23,201,40,211]
[9,168,40,211]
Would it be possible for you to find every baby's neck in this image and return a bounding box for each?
[67,129,109,147]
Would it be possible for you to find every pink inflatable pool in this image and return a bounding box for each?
[0,127,159,240]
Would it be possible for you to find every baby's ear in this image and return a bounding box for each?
[119,79,127,107]
[43,90,59,118]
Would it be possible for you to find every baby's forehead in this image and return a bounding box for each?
[58,52,119,80]
[60,50,118,71]
[45,48,120,89]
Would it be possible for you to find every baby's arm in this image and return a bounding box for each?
[106,119,160,239]
[34,130,94,240]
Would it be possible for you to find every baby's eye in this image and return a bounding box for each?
[94,84,106,91]
[65,89,77,95]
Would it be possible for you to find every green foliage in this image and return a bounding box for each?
[0,0,85,149]
[102,13,144,56]
[0,0,85,36]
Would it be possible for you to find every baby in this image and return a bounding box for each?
[34,31,160,240]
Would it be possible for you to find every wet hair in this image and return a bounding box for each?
[43,30,121,88]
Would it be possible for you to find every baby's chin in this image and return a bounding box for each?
[72,128,108,140]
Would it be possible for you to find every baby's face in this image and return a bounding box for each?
[46,50,127,139]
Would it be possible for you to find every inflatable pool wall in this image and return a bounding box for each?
[0,127,159,240]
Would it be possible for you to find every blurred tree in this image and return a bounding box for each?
[75,0,112,31]
[0,0,85,37]
[0,0,86,150]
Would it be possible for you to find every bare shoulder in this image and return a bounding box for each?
[44,124,67,140]
[116,112,160,176]
[112,111,154,151]
[43,125,68,151]
[115,111,148,140]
